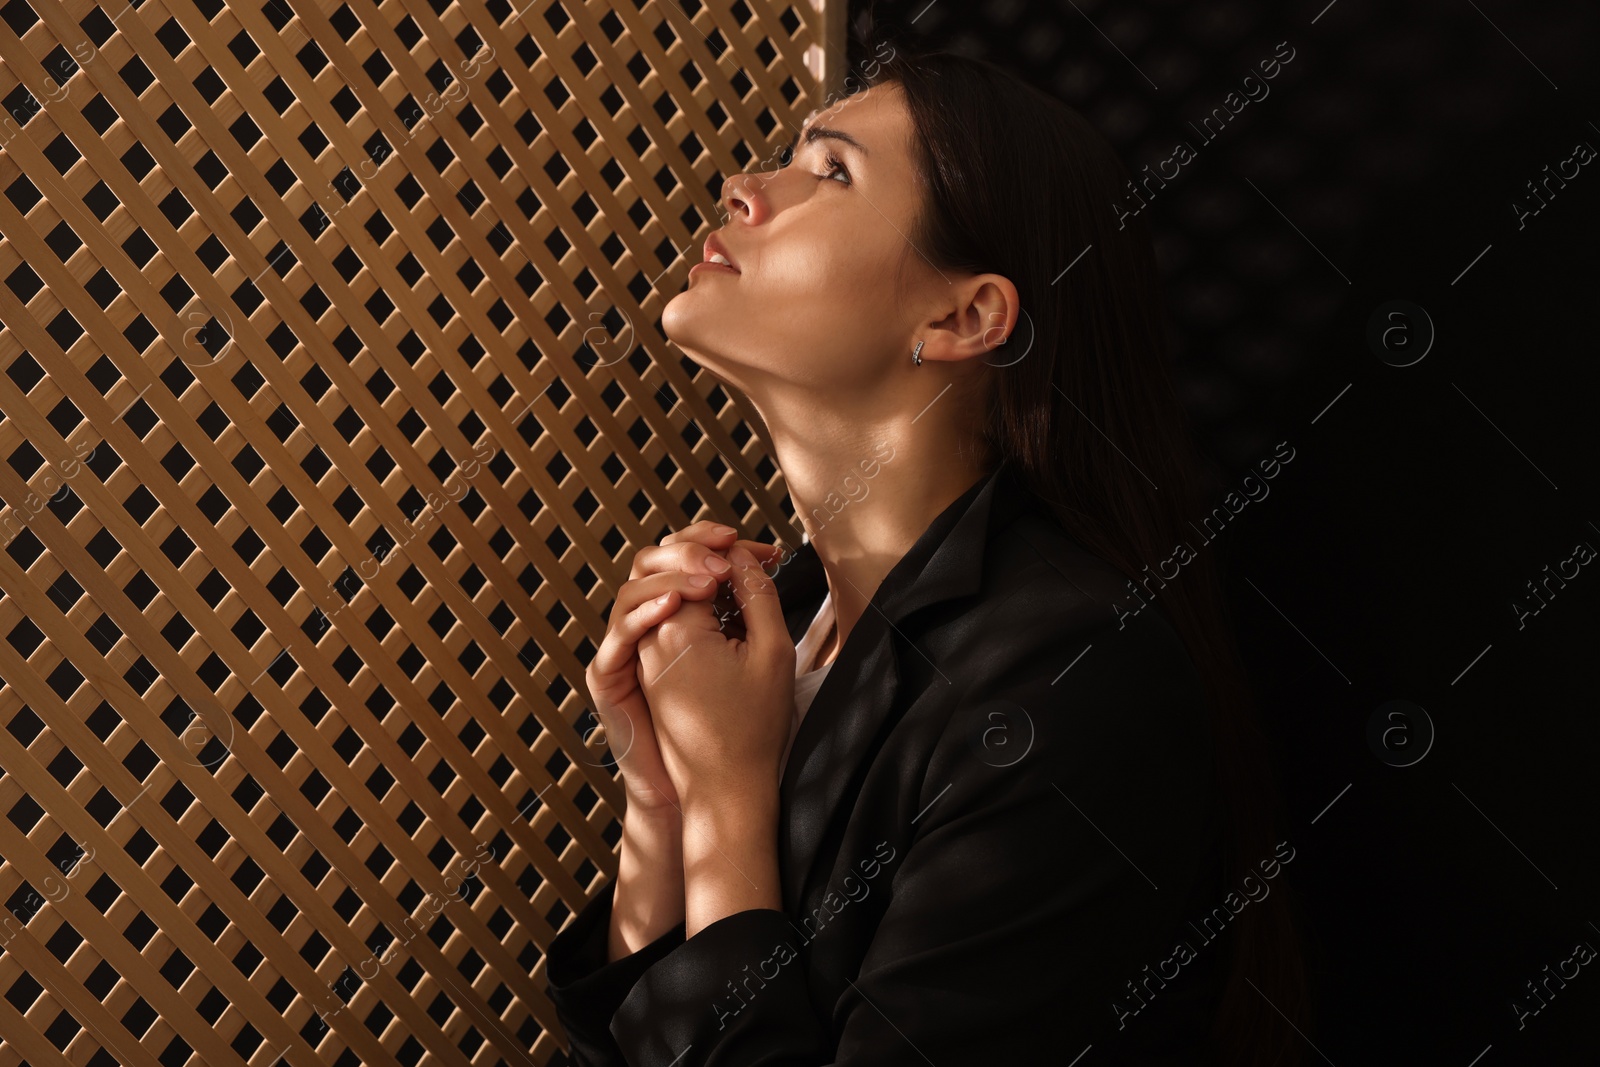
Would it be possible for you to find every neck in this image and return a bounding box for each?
[766,425,991,658]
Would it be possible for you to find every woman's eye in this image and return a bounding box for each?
[821,152,851,186]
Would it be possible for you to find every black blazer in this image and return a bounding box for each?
[545,460,1228,1066]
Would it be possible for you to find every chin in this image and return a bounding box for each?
[660,289,695,344]
[660,295,726,367]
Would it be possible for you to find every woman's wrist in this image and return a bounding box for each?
[681,791,782,937]
[607,806,687,962]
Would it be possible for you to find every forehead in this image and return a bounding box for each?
[799,81,907,143]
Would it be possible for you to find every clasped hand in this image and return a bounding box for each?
[585,523,797,821]
[637,534,797,813]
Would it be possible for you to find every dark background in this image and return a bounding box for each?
[845,0,1599,1062]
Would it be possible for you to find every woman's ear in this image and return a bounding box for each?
[918,273,1020,365]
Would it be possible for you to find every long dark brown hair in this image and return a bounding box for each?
[863,44,1313,1066]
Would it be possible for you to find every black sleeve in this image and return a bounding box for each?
[544,880,687,1066]
[597,609,1222,1065]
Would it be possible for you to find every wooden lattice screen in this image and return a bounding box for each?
[0,0,845,1064]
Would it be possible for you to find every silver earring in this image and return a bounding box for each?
[911,340,924,366]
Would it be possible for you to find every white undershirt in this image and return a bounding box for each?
[781,591,836,779]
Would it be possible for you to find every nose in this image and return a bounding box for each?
[720,171,767,226]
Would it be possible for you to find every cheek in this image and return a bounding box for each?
[765,238,896,321]
[769,242,904,366]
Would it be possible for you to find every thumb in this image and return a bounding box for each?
[726,544,789,658]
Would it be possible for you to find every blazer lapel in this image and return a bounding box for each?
[772,459,1030,907]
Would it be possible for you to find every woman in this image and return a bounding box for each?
[545,43,1310,1067]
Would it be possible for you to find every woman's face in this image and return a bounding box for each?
[660,83,933,398]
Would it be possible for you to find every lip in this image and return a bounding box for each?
[702,233,741,273]
[689,260,740,277]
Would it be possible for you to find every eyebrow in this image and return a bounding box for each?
[787,122,870,159]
